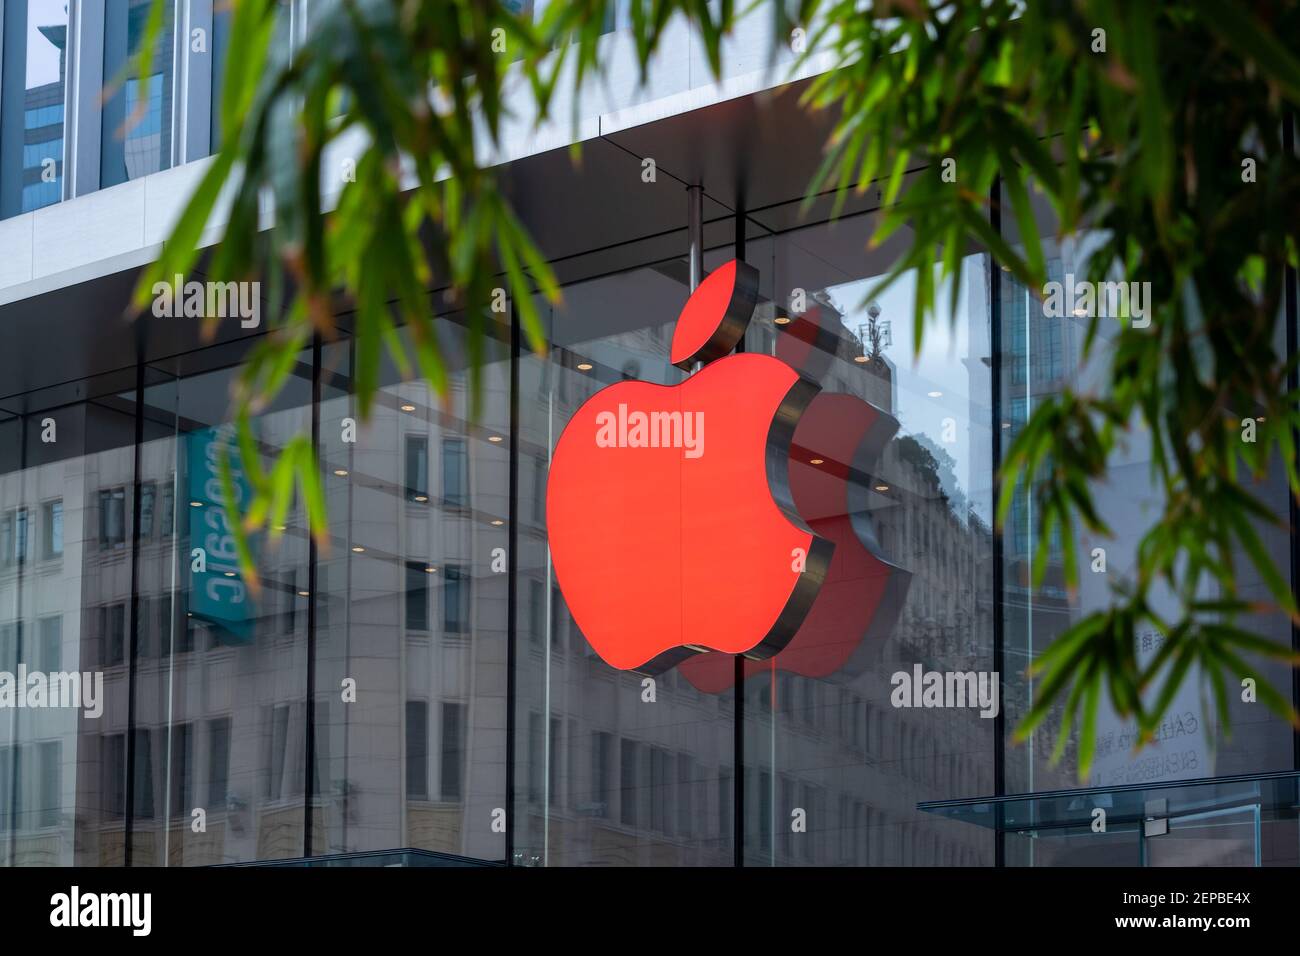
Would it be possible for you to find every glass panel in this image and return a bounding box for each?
[998,196,1296,842]
[0,370,140,865]
[516,265,736,866]
[0,0,70,217]
[1145,806,1259,867]
[139,350,312,865]
[313,315,509,861]
[101,0,175,186]
[736,207,996,865]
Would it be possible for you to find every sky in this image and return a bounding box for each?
[24,1,68,90]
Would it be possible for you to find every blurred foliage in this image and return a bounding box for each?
[132,0,1300,778]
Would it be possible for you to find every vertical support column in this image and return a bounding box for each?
[505,298,521,865]
[687,183,704,292]
[1284,112,1299,773]
[732,197,745,867]
[989,177,1006,867]
[304,331,322,857]
[124,343,147,865]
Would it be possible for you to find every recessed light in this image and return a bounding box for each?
[334,468,348,477]
[190,501,202,508]
[854,355,869,363]
[927,390,943,398]
[810,458,825,465]
[298,590,310,597]
[224,571,236,577]
[491,519,504,526]
[577,362,593,371]
[400,403,416,412]
[413,495,428,503]
[351,546,365,553]
[1001,422,1012,429]
[488,435,503,443]
[424,567,436,574]
[774,315,791,325]
[875,484,890,492]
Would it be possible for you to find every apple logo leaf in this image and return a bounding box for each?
[670,259,761,370]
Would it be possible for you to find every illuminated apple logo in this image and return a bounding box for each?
[679,301,911,692]
[546,260,832,672]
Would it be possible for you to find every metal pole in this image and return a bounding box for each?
[687,184,704,292]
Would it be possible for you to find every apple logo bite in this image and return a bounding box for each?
[546,259,833,673]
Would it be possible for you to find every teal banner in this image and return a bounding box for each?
[187,424,257,644]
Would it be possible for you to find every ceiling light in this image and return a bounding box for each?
[334,468,348,477]
[774,314,791,325]
[424,567,437,574]
[298,590,310,597]
[223,571,236,577]
[351,546,365,553]
[1001,422,1012,429]
[854,355,869,363]
[190,501,202,508]
[810,458,825,466]
[875,484,890,492]
[577,362,593,371]
[488,435,503,443]
[400,403,416,412]
[491,519,505,526]
[413,495,428,503]
[927,390,943,398]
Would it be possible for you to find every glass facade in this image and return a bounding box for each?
[0,7,1296,870]
[2,180,1293,866]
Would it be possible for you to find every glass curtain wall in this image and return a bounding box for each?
[0,164,1296,869]
[998,190,1300,866]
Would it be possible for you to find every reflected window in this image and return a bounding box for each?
[442,564,469,635]
[440,702,464,801]
[405,701,428,799]
[170,724,193,812]
[37,616,60,671]
[140,481,155,537]
[404,561,429,632]
[41,498,62,558]
[0,0,69,217]
[442,438,468,509]
[404,435,428,501]
[1,507,28,565]
[101,603,126,666]
[207,717,230,808]
[98,488,126,549]
[101,0,174,186]
[37,742,60,829]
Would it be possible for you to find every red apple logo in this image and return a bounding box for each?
[679,301,911,692]
[546,260,832,672]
